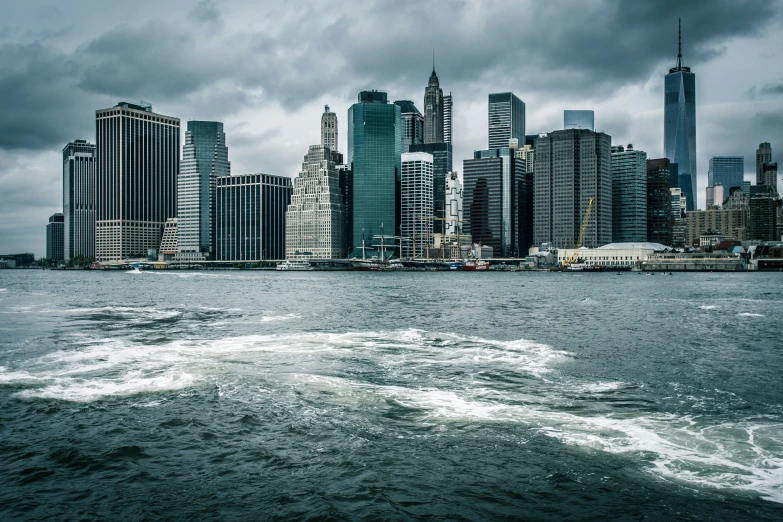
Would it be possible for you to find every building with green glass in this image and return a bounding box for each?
[347,91,402,254]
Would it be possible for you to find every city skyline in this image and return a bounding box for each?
[2,1,783,256]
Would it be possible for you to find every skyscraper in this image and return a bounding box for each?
[424,67,444,144]
[62,140,96,262]
[463,147,522,257]
[445,172,462,237]
[664,20,697,211]
[443,93,453,144]
[756,142,772,184]
[285,145,346,259]
[488,92,525,149]
[749,188,778,241]
[177,121,230,260]
[215,174,292,261]
[400,152,434,258]
[409,143,452,226]
[95,102,180,261]
[46,213,64,262]
[347,91,402,253]
[321,105,338,153]
[534,129,612,249]
[647,158,673,246]
[611,145,648,242]
[761,162,778,192]
[708,157,744,193]
[705,185,725,208]
[394,100,424,153]
[564,110,595,130]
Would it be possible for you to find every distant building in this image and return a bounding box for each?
[534,129,613,249]
[564,110,594,130]
[400,152,434,258]
[395,100,424,153]
[286,145,346,259]
[215,174,292,261]
[158,218,178,260]
[424,68,444,144]
[347,91,402,254]
[46,213,64,262]
[708,156,744,194]
[62,140,96,262]
[321,105,338,153]
[445,172,463,237]
[647,158,672,246]
[488,92,525,149]
[611,144,648,242]
[443,93,453,144]
[515,144,535,175]
[724,186,749,212]
[670,187,686,220]
[177,121,230,261]
[705,185,725,208]
[409,142,452,225]
[95,102,180,261]
[557,242,668,269]
[756,142,772,185]
[665,20,697,211]
[516,171,535,256]
[761,162,778,192]
[685,208,747,246]
[463,147,523,257]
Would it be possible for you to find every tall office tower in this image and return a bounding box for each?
[463,147,522,257]
[611,144,648,242]
[347,91,402,253]
[488,92,525,149]
[285,145,346,259]
[95,102,180,261]
[337,165,353,252]
[321,105,338,153]
[534,129,612,249]
[445,172,462,237]
[564,110,595,130]
[670,187,686,220]
[394,100,424,153]
[708,157,744,193]
[400,152,434,258]
[215,174,292,261]
[442,93,453,144]
[705,185,725,208]
[46,213,64,262]
[516,171,536,256]
[424,67,444,144]
[664,20,697,211]
[62,140,96,262]
[761,162,778,192]
[756,142,772,184]
[409,143,452,226]
[748,187,778,240]
[177,121,230,260]
[647,158,673,246]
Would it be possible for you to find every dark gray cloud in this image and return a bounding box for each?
[760,83,783,96]
[188,0,222,26]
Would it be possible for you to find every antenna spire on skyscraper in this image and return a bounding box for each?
[677,17,682,69]
[432,48,435,72]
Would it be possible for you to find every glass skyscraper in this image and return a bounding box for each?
[611,145,648,242]
[178,121,230,259]
[708,157,744,193]
[664,20,696,211]
[488,92,525,149]
[564,110,594,130]
[347,91,402,254]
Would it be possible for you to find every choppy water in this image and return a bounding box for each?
[1,270,782,520]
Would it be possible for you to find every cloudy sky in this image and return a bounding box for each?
[2,0,782,257]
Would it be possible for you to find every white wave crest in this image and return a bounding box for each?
[700,305,719,310]
[739,313,764,317]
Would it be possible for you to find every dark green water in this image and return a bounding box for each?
[1,270,782,520]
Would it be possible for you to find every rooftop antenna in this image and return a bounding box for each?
[432,48,435,72]
[676,18,682,68]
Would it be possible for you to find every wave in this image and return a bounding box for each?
[699,305,719,310]
[738,313,765,317]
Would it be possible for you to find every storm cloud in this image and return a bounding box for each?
[1,0,782,256]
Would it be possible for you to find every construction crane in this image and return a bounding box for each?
[562,198,594,267]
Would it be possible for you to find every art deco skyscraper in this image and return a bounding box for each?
[321,105,338,153]
[664,19,696,211]
[62,140,96,262]
[177,121,230,260]
[285,145,346,259]
[95,102,180,261]
[756,142,772,184]
[424,67,444,144]
[347,91,402,253]
[488,92,525,149]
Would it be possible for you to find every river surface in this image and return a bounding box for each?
[0,269,782,520]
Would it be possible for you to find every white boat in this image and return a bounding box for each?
[276,260,312,271]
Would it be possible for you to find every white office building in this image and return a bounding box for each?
[401,152,434,258]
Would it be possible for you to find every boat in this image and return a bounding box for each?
[462,259,489,271]
[276,260,312,271]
